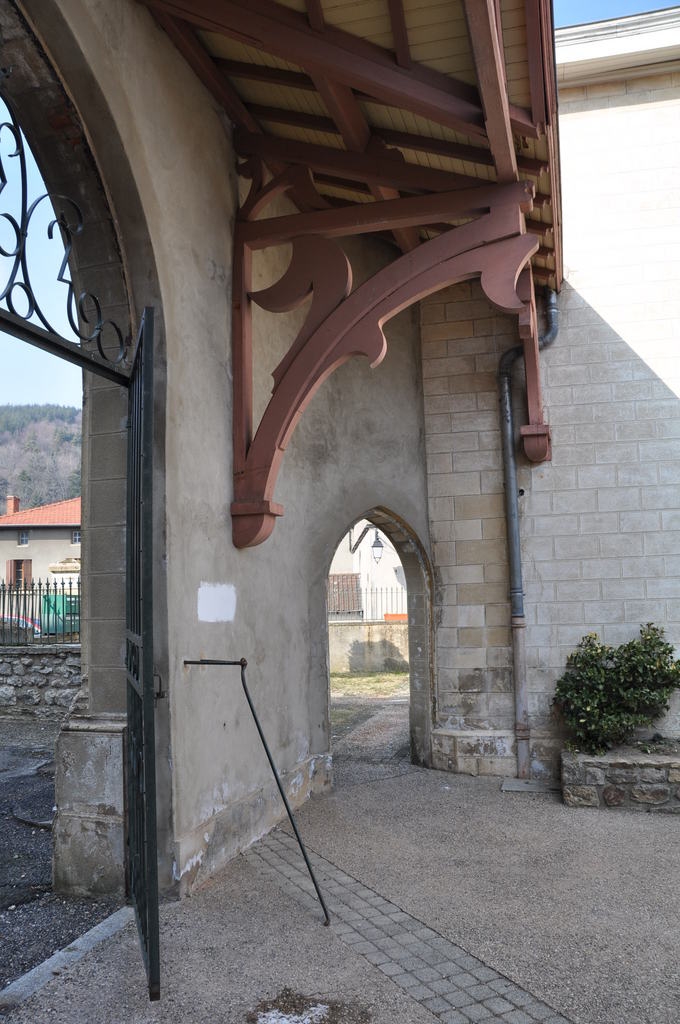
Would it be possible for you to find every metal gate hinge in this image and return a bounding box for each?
[154,673,166,700]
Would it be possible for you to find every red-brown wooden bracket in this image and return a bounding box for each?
[231,167,539,547]
[517,267,551,462]
[462,0,518,184]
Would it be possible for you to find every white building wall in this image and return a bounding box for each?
[420,62,680,780]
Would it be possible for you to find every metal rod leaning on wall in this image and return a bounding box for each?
[183,657,331,925]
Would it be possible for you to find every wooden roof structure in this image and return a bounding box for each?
[141,0,562,546]
[142,0,560,277]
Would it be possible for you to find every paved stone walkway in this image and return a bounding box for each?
[247,829,572,1024]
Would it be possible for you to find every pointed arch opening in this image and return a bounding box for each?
[326,506,433,778]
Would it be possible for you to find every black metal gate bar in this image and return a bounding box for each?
[0,308,130,386]
[184,657,331,926]
[126,309,160,1000]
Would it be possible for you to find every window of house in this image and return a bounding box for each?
[18,530,28,546]
[72,529,81,544]
[8,559,31,586]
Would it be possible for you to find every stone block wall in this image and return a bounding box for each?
[419,67,680,783]
[421,280,517,778]
[0,646,81,720]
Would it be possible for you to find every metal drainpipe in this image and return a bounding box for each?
[498,289,559,778]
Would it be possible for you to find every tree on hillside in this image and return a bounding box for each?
[0,405,81,509]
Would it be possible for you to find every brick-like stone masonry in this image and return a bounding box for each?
[247,829,572,1024]
[0,646,80,720]
[562,749,680,813]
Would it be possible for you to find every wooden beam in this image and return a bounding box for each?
[219,58,538,139]
[525,0,547,134]
[315,79,369,151]
[217,59,317,92]
[234,131,494,193]
[244,102,547,177]
[311,77,419,251]
[154,14,261,133]
[248,103,337,135]
[387,0,411,69]
[532,266,554,284]
[238,182,534,248]
[305,0,324,32]
[376,128,546,177]
[462,0,518,182]
[526,218,552,236]
[143,0,488,137]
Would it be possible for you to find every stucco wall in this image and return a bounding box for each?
[20,0,431,890]
[328,622,409,674]
[0,528,80,583]
[168,226,430,888]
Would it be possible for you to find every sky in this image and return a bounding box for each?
[553,0,679,27]
[1,2,678,406]
[0,101,83,408]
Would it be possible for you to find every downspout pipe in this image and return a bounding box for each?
[498,289,559,778]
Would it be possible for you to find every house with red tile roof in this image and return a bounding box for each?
[0,496,81,585]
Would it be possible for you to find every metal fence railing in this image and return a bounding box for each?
[327,581,407,622]
[0,578,81,645]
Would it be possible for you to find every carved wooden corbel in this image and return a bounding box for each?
[231,166,539,547]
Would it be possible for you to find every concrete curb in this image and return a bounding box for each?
[0,906,134,1010]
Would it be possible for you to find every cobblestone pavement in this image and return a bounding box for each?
[247,829,572,1024]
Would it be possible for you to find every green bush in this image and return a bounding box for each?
[552,624,680,754]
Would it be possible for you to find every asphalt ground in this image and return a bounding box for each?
[0,718,123,989]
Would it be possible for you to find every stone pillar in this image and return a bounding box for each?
[53,377,128,895]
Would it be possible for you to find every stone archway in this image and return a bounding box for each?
[328,506,434,769]
[0,0,168,901]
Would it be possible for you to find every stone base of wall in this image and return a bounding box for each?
[328,622,409,674]
[0,646,81,719]
[562,749,680,813]
[53,714,127,896]
[174,752,333,896]
[432,728,516,777]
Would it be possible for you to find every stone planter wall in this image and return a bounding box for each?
[0,646,81,720]
[562,749,680,813]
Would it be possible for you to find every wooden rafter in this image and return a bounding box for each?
[218,58,538,140]
[244,103,547,177]
[311,76,419,252]
[235,132,488,193]
[387,0,411,69]
[305,0,324,32]
[142,0,491,137]
[153,14,260,134]
[462,0,518,183]
[216,59,317,92]
[238,182,535,249]
[525,0,547,134]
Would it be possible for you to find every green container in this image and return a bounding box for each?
[41,592,80,637]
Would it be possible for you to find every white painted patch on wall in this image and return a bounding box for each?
[197,582,237,622]
[172,849,203,881]
[256,1006,329,1024]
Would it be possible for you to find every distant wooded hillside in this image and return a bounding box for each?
[0,405,81,510]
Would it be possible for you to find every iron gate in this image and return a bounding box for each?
[125,309,160,1000]
[0,86,161,999]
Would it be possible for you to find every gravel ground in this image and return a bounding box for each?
[0,718,123,990]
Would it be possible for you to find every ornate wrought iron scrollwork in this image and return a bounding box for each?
[0,89,130,368]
